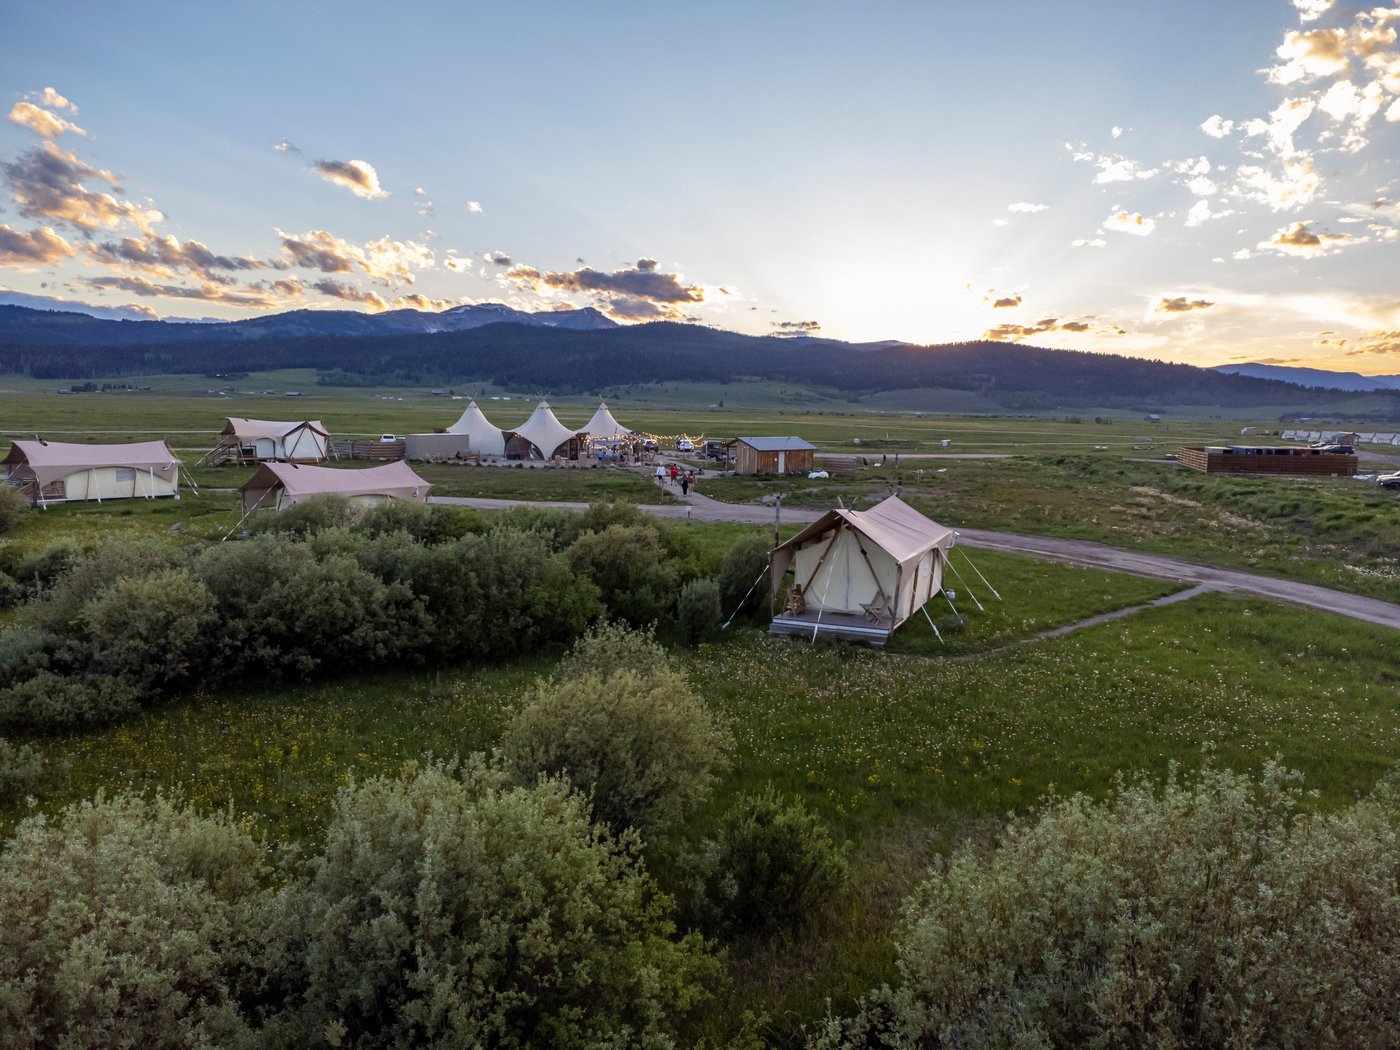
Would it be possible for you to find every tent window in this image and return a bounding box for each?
[115,468,136,482]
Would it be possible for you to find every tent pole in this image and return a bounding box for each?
[960,549,1002,600]
[722,566,769,630]
[811,550,837,643]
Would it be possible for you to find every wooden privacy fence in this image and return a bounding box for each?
[331,439,407,461]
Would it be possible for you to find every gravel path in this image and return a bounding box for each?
[430,492,1400,631]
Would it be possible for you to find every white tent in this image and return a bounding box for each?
[576,401,632,442]
[4,439,180,505]
[512,400,578,459]
[210,418,329,463]
[445,401,506,456]
[239,460,431,512]
[768,495,954,644]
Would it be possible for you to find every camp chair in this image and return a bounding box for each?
[784,584,806,615]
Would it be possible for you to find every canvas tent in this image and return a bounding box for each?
[576,402,632,442]
[4,439,180,505]
[207,418,329,464]
[510,400,581,460]
[768,494,954,645]
[444,401,507,457]
[239,460,431,513]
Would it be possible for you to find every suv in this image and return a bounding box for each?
[675,438,695,453]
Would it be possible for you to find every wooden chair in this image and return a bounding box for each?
[784,584,806,615]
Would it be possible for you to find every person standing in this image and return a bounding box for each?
[669,462,679,483]
[655,464,666,486]
[680,473,690,497]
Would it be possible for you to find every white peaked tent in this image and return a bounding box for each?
[768,495,954,645]
[239,460,431,513]
[445,401,506,456]
[210,418,329,463]
[576,402,632,442]
[513,400,578,459]
[4,439,180,505]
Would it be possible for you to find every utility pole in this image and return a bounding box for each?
[774,492,782,548]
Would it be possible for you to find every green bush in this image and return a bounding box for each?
[81,568,217,693]
[553,619,671,683]
[817,763,1400,1049]
[247,492,354,536]
[27,535,187,633]
[568,522,677,626]
[271,760,717,1048]
[718,534,771,613]
[501,656,730,841]
[356,500,484,543]
[684,786,848,939]
[677,577,721,646]
[0,794,267,1049]
[0,736,42,801]
[0,483,29,533]
[0,670,143,728]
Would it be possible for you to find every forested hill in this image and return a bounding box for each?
[1,306,1392,413]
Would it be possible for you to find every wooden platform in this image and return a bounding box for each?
[769,608,894,646]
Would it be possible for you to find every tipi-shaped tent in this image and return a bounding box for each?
[768,494,954,645]
[510,400,580,460]
[576,402,632,442]
[444,401,506,456]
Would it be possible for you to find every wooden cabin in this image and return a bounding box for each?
[728,436,816,475]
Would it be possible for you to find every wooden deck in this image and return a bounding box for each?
[768,607,894,646]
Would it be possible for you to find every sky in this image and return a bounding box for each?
[2,1,1399,372]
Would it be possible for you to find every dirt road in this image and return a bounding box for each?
[431,493,1400,630]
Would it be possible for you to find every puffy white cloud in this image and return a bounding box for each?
[0,223,76,267]
[1104,210,1157,236]
[8,101,87,139]
[276,229,434,283]
[1292,0,1334,22]
[1236,157,1321,210]
[1259,220,1360,256]
[1093,155,1158,184]
[1242,96,1316,156]
[1201,114,1235,138]
[1007,202,1049,213]
[467,201,483,213]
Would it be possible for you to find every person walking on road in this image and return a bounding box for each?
[680,473,690,497]
[655,464,666,486]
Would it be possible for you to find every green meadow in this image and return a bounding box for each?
[3,376,1400,1044]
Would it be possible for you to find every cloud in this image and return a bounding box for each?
[1154,296,1215,314]
[1007,202,1049,213]
[1293,0,1334,23]
[983,315,1126,342]
[309,278,388,310]
[1343,330,1400,356]
[1259,220,1359,256]
[984,291,1022,308]
[310,158,388,199]
[1104,210,1157,236]
[1201,114,1235,138]
[274,139,300,154]
[444,256,472,273]
[1092,155,1159,184]
[8,101,87,139]
[393,293,458,311]
[2,142,162,234]
[0,224,76,267]
[773,320,821,334]
[1072,237,1107,248]
[33,87,76,113]
[1242,96,1316,156]
[1236,157,1320,210]
[86,233,263,283]
[467,201,482,213]
[1185,198,1235,227]
[276,229,434,283]
[82,274,277,307]
[505,257,705,321]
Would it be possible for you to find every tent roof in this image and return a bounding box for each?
[444,400,506,454]
[242,460,430,502]
[223,418,328,440]
[773,494,953,570]
[736,436,816,452]
[514,400,576,458]
[5,439,179,487]
[576,401,632,439]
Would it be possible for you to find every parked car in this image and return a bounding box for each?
[675,438,695,453]
[379,434,397,442]
[1378,471,1400,490]
[807,470,830,479]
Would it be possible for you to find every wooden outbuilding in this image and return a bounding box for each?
[1177,444,1356,476]
[728,436,816,475]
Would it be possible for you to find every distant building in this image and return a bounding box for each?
[1177,444,1356,477]
[728,436,816,475]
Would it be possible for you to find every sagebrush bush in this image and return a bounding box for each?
[0,483,29,533]
[568,522,677,626]
[501,644,730,840]
[816,762,1400,1050]
[271,760,717,1049]
[0,670,143,727]
[554,619,670,683]
[247,492,355,535]
[0,793,267,1049]
[81,567,217,692]
[677,577,721,646]
[684,786,848,938]
[0,736,42,801]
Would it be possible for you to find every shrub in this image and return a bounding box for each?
[0,736,42,801]
[27,535,186,633]
[248,492,354,536]
[0,483,29,533]
[0,671,144,728]
[0,793,267,1049]
[80,567,217,693]
[2,541,78,601]
[816,763,1400,1050]
[684,786,848,939]
[272,760,717,1048]
[677,577,722,646]
[500,658,730,840]
[718,533,772,613]
[568,522,677,626]
[554,619,671,683]
[357,500,484,543]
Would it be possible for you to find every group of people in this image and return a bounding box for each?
[654,461,699,497]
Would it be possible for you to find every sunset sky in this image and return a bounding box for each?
[2,1,1399,371]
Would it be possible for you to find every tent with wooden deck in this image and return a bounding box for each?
[239,460,431,513]
[206,418,329,464]
[4,439,180,505]
[767,494,954,645]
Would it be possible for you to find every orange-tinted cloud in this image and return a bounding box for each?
[87,233,264,283]
[1104,210,1156,236]
[1155,297,1214,314]
[8,101,87,139]
[2,142,162,234]
[505,257,704,321]
[0,224,76,267]
[1344,330,1400,357]
[310,159,388,199]
[983,316,1126,341]
[82,274,278,307]
[277,229,433,283]
[309,278,388,310]
[1260,220,1358,256]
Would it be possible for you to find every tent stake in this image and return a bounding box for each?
[959,549,1001,600]
[921,604,944,644]
[945,559,985,612]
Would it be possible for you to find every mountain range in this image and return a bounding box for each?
[2,301,1398,417]
[1212,362,1400,393]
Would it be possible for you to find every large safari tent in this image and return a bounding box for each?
[4,439,181,506]
[206,418,330,465]
[239,461,431,513]
[768,495,954,645]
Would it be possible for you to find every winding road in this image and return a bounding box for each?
[431,491,1400,631]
